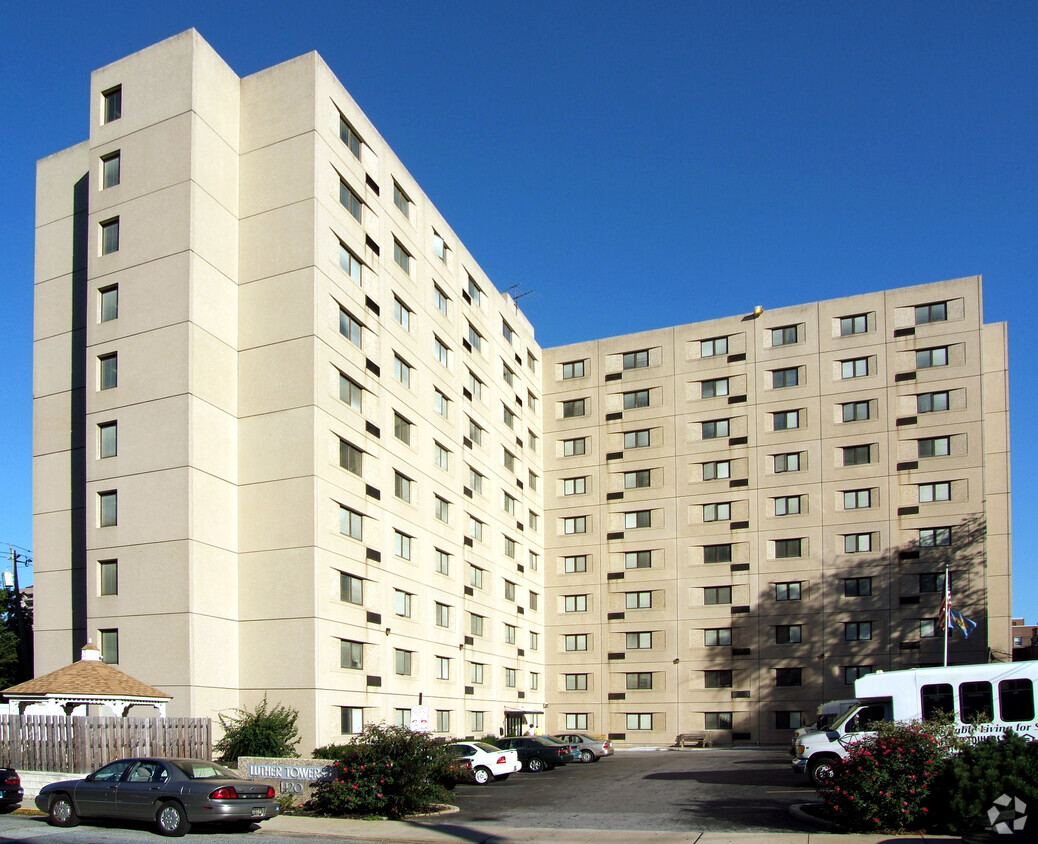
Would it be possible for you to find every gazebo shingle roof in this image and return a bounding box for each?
[3,655,168,699]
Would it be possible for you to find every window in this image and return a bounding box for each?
[527,351,538,373]
[565,594,588,613]
[704,712,733,731]
[843,444,872,466]
[775,581,801,601]
[773,410,800,430]
[701,378,729,398]
[467,466,485,494]
[339,115,361,157]
[394,590,413,618]
[776,668,803,687]
[435,710,450,733]
[625,509,652,528]
[844,666,874,685]
[562,360,585,379]
[624,469,652,489]
[563,516,587,535]
[774,452,801,473]
[99,353,118,390]
[772,325,798,346]
[99,559,118,595]
[99,285,119,322]
[915,302,948,324]
[772,368,799,388]
[623,389,650,409]
[704,670,733,689]
[918,436,951,458]
[843,489,872,509]
[527,389,539,411]
[338,242,362,284]
[917,390,950,413]
[627,713,654,730]
[432,389,450,420]
[467,418,485,446]
[528,510,540,531]
[470,662,485,683]
[465,274,484,305]
[842,400,871,422]
[565,673,589,691]
[339,506,362,540]
[564,477,587,496]
[529,550,540,570]
[434,337,451,368]
[704,544,732,564]
[434,442,450,471]
[775,538,802,558]
[504,667,516,687]
[393,182,411,217]
[502,362,516,386]
[775,625,802,644]
[703,502,730,522]
[469,711,486,733]
[393,709,411,727]
[503,405,517,429]
[504,580,517,601]
[393,239,412,274]
[838,531,871,552]
[394,471,413,503]
[434,285,449,315]
[434,496,450,523]
[562,399,586,418]
[841,358,869,379]
[394,412,413,445]
[774,495,801,516]
[98,421,117,458]
[469,614,485,637]
[564,554,588,573]
[433,232,447,263]
[340,706,364,734]
[916,346,949,369]
[339,307,363,346]
[626,591,653,609]
[99,491,117,527]
[435,549,451,575]
[999,679,1035,722]
[563,437,587,457]
[920,619,940,638]
[467,516,485,542]
[704,586,731,605]
[530,633,540,653]
[340,639,363,670]
[919,572,948,593]
[502,448,516,472]
[435,602,451,628]
[918,482,951,503]
[845,621,872,641]
[960,682,993,722]
[625,550,653,569]
[701,336,728,357]
[840,314,868,335]
[625,429,651,448]
[566,713,589,730]
[919,527,952,547]
[394,530,413,560]
[339,179,362,220]
[502,319,515,344]
[704,628,731,647]
[528,430,539,452]
[339,439,362,475]
[102,86,122,123]
[626,632,653,649]
[701,460,730,481]
[339,373,362,411]
[395,649,413,676]
[565,634,588,651]
[101,151,120,189]
[394,355,413,388]
[844,576,872,597]
[776,711,804,730]
[340,572,363,604]
[623,350,649,369]
[467,323,483,352]
[100,629,119,664]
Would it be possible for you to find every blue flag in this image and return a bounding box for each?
[948,607,977,638]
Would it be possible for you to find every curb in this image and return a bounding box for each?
[788,801,839,830]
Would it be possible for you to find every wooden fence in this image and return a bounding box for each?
[0,715,211,773]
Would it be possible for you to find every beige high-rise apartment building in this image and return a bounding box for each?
[33,31,1011,750]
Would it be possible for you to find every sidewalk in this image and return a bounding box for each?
[258,813,972,843]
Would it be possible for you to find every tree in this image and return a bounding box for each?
[213,697,300,764]
[0,586,32,690]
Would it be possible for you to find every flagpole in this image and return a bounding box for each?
[943,565,949,668]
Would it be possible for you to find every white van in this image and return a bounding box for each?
[788,699,858,756]
[792,662,1038,785]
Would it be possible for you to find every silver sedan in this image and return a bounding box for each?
[36,757,278,837]
[549,732,615,762]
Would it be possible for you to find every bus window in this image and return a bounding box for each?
[959,681,993,722]
[998,679,1035,722]
[921,683,954,720]
[845,702,892,733]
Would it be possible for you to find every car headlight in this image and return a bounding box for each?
[796,744,805,755]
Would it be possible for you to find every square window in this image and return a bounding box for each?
[434,389,451,419]
[565,594,588,613]
[840,314,868,335]
[842,400,870,422]
[703,502,730,523]
[776,668,802,687]
[393,239,412,274]
[565,713,589,730]
[774,495,800,516]
[775,581,801,601]
[99,559,118,595]
[701,336,728,357]
[101,151,120,189]
[435,549,451,575]
[702,460,730,481]
[704,586,731,605]
[918,436,951,458]
[625,429,651,448]
[563,516,587,535]
[562,399,586,418]
[625,550,652,569]
[772,368,799,389]
[916,347,949,368]
[776,711,805,730]
[772,325,798,346]
[843,532,873,553]
[563,437,587,457]
[502,319,515,344]
[434,285,449,315]
[915,302,948,325]
[564,476,587,495]
[701,378,729,398]
[340,179,362,220]
[340,639,363,670]
[393,182,411,217]
[626,591,653,609]
[703,544,732,564]
[918,482,952,503]
[843,489,872,509]
[774,452,801,473]
[395,648,413,675]
[562,360,586,379]
[434,337,451,367]
[394,471,413,503]
[841,358,869,379]
[99,285,119,322]
[339,115,362,157]
[565,673,588,691]
[917,391,950,413]
[100,218,120,254]
[502,363,516,386]
[775,624,802,644]
[842,445,872,466]
[339,506,362,540]
[98,421,117,458]
[919,572,948,593]
[919,527,952,547]
[503,448,516,472]
[341,706,364,734]
[99,628,119,664]
[565,633,588,651]
[468,466,485,494]
[394,530,413,560]
[704,628,731,647]
[624,469,652,489]
[339,307,363,346]
[467,323,483,352]
[340,572,363,604]
[627,713,654,730]
[98,491,117,527]
[504,580,517,601]
[339,242,362,284]
[339,373,362,411]
[775,538,802,558]
[470,661,485,683]
[702,419,730,439]
[845,621,873,641]
[773,410,800,430]
[394,412,413,445]
[467,418,485,446]
[565,554,588,573]
[435,602,451,628]
[623,389,650,409]
[844,576,872,597]
[705,711,733,730]
[843,665,873,685]
[395,590,413,618]
[468,516,485,542]
[626,631,653,649]
[436,710,450,732]
[623,350,649,369]
[625,509,652,529]
[704,670,733,688]
[434,443,450,471]
[102,86,122,123]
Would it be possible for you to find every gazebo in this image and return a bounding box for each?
[2,643,171,716]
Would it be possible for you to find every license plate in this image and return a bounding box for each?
[251,808,266,817]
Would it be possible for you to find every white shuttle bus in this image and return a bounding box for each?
[792,662,1038,785]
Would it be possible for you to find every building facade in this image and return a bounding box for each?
[33,31,1011,749]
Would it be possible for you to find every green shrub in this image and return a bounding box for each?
[213,696,301,764]
[307,724,455,818]
[820,720,952,832]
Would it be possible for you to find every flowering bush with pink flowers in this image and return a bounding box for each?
[819,720,954,832]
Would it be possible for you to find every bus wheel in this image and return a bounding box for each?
[808,755,839,786]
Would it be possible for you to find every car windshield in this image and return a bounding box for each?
[169,760,238,780]
[471,741,500,753]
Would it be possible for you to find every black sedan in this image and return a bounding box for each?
[495,736,572,772]
[0,768,22,810]
[36,757,277,836]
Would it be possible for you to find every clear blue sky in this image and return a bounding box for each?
[4,2,1036,618]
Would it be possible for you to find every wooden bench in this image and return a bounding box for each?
[674,732,707,748]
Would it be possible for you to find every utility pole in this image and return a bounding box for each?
[8,546,30,682]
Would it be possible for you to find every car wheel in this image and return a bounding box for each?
[493,774,510,781]
[473,766,492,785]
[808,755,839,787]
[47,794,79,828]
[527,757,544,772]
[156,801,191,837]
[580,749,594,763]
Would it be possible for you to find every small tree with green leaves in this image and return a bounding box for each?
[213,697,300,764]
